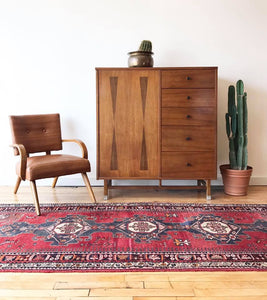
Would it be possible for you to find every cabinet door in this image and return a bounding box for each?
[97,70,160,178]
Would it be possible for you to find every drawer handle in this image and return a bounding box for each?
[186,115,191,119]
[186,137,192,141]
[186,76,192,80]
[187,162,192,167]
[187,96,191,100]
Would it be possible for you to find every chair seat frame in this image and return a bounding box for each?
[10,139,96,215]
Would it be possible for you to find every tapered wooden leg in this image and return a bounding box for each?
[30,181,41,216]
[14,177,21,194]
[197,180,205,186]
[206,179,211,200]
[52,177,58,188]
[104,179,109,200]
[81,173,96,203]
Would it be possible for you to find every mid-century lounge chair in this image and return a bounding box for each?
[9,113,96,215]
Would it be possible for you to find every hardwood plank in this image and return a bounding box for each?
[55,281,143,289]
[135,298,267,300]
[0,298,55,300]
[124,274,170,282]
[89,288,194,297]
[168,271,267,281]
[0,273,125,282]
[194,287,267,297]
[87,298,133,300]
[57,297,133,300]
[0,280,54,289]
[0,289,89,297]
[171,281,267,289]
[144,281,172,289]
[133,298,176,300]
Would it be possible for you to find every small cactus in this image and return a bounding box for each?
[138,40,153,53]
[225,80,248,170]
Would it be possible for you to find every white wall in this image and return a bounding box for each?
[0,0,266,186]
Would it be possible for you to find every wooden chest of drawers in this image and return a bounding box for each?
[96,67,217,200]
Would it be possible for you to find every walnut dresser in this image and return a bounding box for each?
[96,67,217,200]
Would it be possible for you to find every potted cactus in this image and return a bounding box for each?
[220,80,253,196]
[128,40,154,67]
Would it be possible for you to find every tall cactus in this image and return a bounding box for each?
[242,91,248,169]
[225,80,248,170]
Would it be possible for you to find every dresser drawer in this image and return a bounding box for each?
[162,126,215,151]
[162,151,216,179]
[162,69,216,88]
[162,107,216,126]
[162,89,216,107]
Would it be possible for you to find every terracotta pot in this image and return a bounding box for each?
[220,164,253,196]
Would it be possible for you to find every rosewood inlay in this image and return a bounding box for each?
[110,129,118,170]
[110,77,118,116]
[140,77,148,117]
[140,128,148,170]
[109,77,118,170]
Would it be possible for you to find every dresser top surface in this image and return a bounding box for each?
[96,67,218,71]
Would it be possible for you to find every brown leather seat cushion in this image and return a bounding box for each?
[16,154,91,181]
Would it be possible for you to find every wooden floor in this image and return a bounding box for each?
[0,185,266,300]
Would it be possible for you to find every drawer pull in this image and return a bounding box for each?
[186,76,191,80]
[186,115,191,119]
[186,137,192,141]
[187,96,191,100]
[187,162,192,167]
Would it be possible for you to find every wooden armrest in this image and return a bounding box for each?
[62,139,88,159]
[10,144,27,180]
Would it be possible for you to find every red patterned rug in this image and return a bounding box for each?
[0,203,266,272]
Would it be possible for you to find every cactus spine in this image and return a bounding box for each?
[225,80,248,170]
[138,40,152,53]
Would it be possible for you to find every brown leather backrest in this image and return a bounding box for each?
[9,114,62,155]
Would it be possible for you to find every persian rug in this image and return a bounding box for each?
[0,203,266,272]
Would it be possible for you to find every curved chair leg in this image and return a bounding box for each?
[30,180,41,216]
[52,177,59,188]
[81,173,96,203]
[14,177,21,194]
